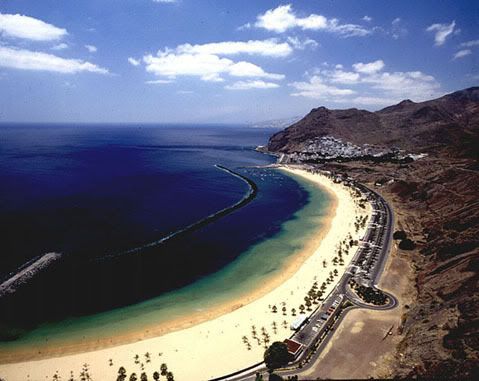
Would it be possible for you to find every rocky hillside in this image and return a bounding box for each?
[267,87,479,159]
[266,87,479,379]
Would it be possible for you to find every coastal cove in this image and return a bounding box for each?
[0,165,333,362]
[0,165,371,381]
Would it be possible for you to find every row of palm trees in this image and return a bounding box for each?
[243,321,291,351]
[116,363,174,381]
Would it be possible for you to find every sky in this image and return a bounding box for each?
[0,0,478,124]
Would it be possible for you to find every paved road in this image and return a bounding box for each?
[212,179,397,381]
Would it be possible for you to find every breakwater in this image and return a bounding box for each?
[0,253,62,298]
[96,164,258,261]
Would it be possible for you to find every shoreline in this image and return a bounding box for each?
[0,166,371,381]
[0,166,336,364]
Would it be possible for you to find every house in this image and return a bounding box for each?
[283,338,303,359]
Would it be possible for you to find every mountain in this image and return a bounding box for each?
[267,87,479,159]
[266,87,479,379]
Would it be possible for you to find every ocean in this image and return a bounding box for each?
[0,124,330,350]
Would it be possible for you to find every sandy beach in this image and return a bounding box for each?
[0,166,371,381]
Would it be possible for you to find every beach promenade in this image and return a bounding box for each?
[0,166,371,381]
[213,167,396,381]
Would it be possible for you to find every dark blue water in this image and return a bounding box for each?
[0,124,310,340]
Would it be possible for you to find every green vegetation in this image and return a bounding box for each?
[117,367,127,381]
[393,230,416,250]
[264,342,292,371]
[350,280,389,305]
[393,230,407,240]
[399,238,416,250]
[268,374,284,381]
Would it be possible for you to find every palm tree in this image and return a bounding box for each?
[272,305,277,313]
[160,363,168,376]
[305,299,312,311]
[140,372,148,381]
[145,352,151,363]
[282,306,287,315]
[117,367,127,381]
[299,304,305,314]
[129,373,138,381]
[166,371,174,381]
[153,371,160,381]
[291,308,296,316]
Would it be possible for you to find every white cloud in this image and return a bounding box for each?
[253,4,371,37]
[128,57,141,66]
[328,70,361,84]
[290,76,356,99]
[141,39,286,84]
[460,39,479,48]
[286,36,318,50]
[453,49,472,60]
[426,21,456,46]
[327,19,372,37]
[51,43,69,51]
[145,79,173,84]
[0,46,108,74]
[0,13,67,41]
[361,70,439,100]
[225,80,280,90]
[353,59,385,74]
[290,60,441,108]
[85,44,97,53]
[228,61,284,80]
[176,39,293,57]
[391,17,408,39]
[144,52,284,82]
[362,16,372,22]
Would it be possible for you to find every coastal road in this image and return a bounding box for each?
[213,177,397,381]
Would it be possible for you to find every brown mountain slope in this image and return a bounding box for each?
[266,87,479,379]
[267,87,479,159]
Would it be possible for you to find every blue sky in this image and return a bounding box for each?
[0,0,477,123]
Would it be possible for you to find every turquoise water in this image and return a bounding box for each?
[0,170,331,351]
